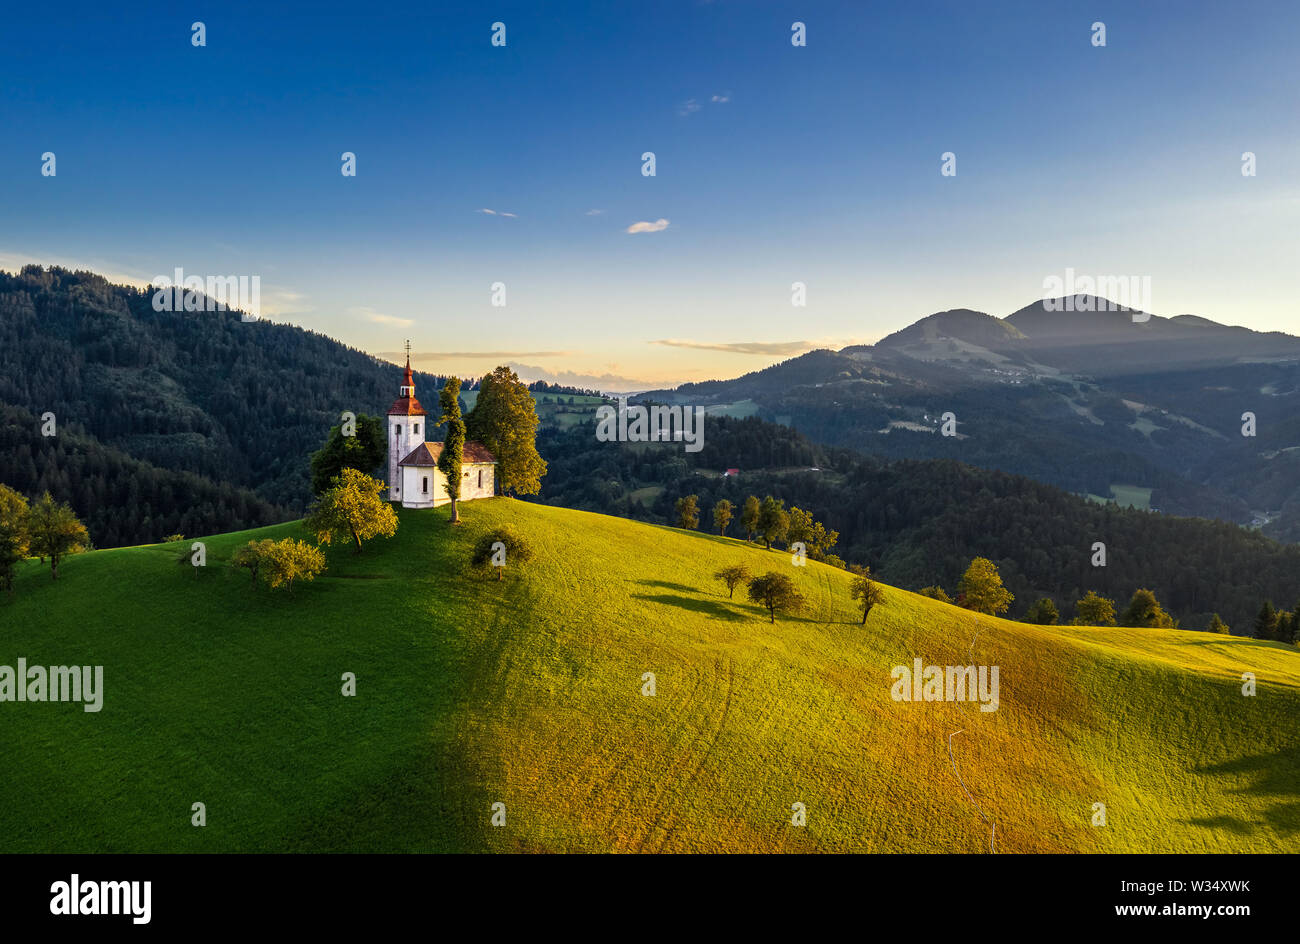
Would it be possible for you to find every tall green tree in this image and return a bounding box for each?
[304,468,398,553]
[1025,597,1060,625]
[849,565,885,625]
[0,484,31,596]
[712,499,734,536]
[787,506,814,548]
[739,495,760,542]
[957,557,1013,616]
[437,378,466,524]
[746,571,806,624]
[674,494,700,530]
[309,413,387,495]
[756,496,789,550]
[1254,600,1280,640]
[27,492,89,580]
[1206,613,1230,635]
[1119,588,1178,628]
[1072,590,1117,626]
[466,366,547,496]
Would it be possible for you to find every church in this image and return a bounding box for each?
[387,355,497,509]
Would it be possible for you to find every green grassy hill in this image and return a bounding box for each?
[2,499,1297,852]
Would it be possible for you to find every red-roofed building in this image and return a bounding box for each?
[386,354,496,508]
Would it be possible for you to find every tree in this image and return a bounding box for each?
[1206,613,1230,635]
[309,413,387,495]
[918,585,954,604]
[739,496,760,542]
[1025,597,1060,625]
[713,563,751,598]
[1119,588,1178,628]
[0,484,30,596]
[1275,611,1291,643]
[746,571,806,624]
[1073,590,1117,626]
[957,557,1013,616]
[467,366,547,496]
[470,525,535,581]
[231,539,273,587]
[1254,601,1280,640]
[756,496,789,550]
[262,539,326,592]
[304,468,398,553]
[675,494,700,530]
[787,506,814,548]
[437,377,466,524]
[27,492,89,580]
[712,499,734,536]
[849,565,885,625]
[806,521,839,561]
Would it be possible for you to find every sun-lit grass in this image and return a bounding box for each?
[2,499,1296,852]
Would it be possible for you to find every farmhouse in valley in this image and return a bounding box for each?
[386,355,496,508]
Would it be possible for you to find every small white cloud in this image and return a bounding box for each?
[500,211,517,218]
[585,208,604,216]
[352,306,413,328]
[477,208,497,215]
[626,218,670,234]
[477,208,517,217]
[711,92,731,104]
[678,98,702,116]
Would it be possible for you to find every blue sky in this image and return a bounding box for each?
[3,0,1298,387]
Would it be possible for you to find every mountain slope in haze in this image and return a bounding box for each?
[646,296,1300,539]
[3,500,1296,853]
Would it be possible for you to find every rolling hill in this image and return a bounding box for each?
[2,499,1296,853]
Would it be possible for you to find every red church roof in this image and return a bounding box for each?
[387,357,427,416]
[399,440,496,467]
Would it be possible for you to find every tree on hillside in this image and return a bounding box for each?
[1274,610,1291,643]
[309,413,386,495]
[739,495,760,542]
[1254,601,1279,640]
[262,539,326,592]
[304,468,398,553]
[918,585,954,604]
[1025,597,1060,625]
[787,506,814,548]
[746,571,806,624]
[466,366,547,496]
[957,557,1013,616]
[437,377,466,524]
[1072,590,1117,626]
[470,525,535,581]
[0,484,30,596]
[756,496,789,550]
[805,520,839,561]
[675,494,700,530]
[1206,613,1230,635]
[1119,588,1178,628]
[714,563,751,598]
[231,539,274,587]
[712,499,734,536]
[849,565,885,625]
[27,492,89,580]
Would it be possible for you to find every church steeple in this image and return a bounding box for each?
[400,340,415,397]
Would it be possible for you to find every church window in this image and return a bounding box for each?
[478,470,483,488]
[422,476,429,494]
[413,423,420,435]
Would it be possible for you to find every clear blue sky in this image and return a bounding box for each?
[3,0,1298,388]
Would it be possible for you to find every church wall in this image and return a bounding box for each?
[399,462,496,508]
[387,414,427,502]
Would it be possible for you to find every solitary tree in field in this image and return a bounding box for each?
[231,539,274,587]
[957,557,1013,616]
[466,366,547,496]
[848,565,885,625]
[262,539,326,592]
[309,412,386,495]
[712,499,734,536]
[470,525,535,581]
[756,496,789,550]
[1119,588,1178,628]
[740,495,760,542]
[713,563,751,599]
[1025,597,1060,625]
[437,377,466,524]
[1206,613,1230,635]
[675,494,700,530]
[0,484,31,596]
[27,492,89,580]
[304,468,398,553]
[1072,590,1117,626]
[746,571,806,623]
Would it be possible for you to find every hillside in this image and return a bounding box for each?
[3,500,1296,853]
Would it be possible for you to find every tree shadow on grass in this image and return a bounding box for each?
[1185,746,1300,837]
[630,593,752,622]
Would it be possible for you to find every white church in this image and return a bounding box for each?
[387,355,497,508]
